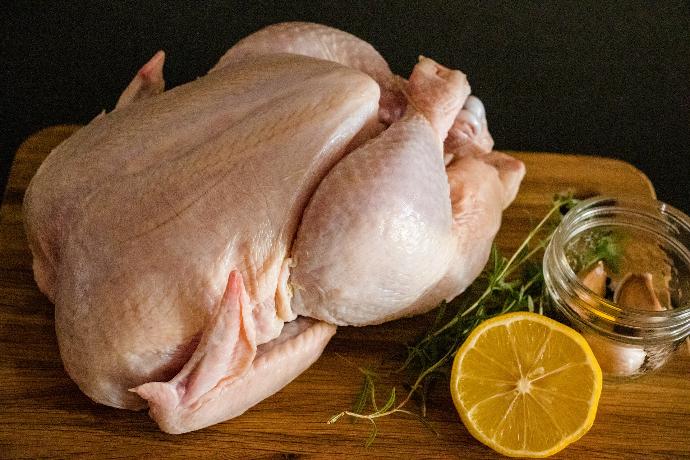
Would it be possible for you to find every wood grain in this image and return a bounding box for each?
[1,126,688,459]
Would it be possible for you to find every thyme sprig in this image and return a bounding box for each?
[327,194,579,445]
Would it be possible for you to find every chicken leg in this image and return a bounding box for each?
[289,57,521,325]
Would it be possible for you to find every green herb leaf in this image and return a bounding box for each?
[352,370,373,416]
[378,387,396,414]
[365,420,378,447]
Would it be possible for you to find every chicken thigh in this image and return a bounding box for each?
[23,22,524,434]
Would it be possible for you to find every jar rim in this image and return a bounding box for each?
[544,195,690,342]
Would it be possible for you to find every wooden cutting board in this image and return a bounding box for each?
[1,126,688,459]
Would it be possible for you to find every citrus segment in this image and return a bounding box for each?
[450,312,602,458]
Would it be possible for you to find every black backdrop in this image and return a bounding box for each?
[2,1,688,212]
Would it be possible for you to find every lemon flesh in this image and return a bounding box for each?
[450,312,602,458]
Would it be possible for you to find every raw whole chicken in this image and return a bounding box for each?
[23,22,525,434]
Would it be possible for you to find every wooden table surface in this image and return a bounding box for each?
[1,126,688,459]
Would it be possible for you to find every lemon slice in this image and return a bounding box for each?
[450,312,602,458]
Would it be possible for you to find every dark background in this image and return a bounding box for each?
[2,1,688,212]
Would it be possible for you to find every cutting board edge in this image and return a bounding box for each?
[1,125,82,205]
[508,150,656,199]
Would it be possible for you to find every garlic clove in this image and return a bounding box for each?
[613,272,666,311]
[579,260,607,297]
[583,333,646,378]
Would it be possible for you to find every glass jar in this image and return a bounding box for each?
[543,196,690,381]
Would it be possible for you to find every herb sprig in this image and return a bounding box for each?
[328,194,580,445]
[569,228,625,275]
